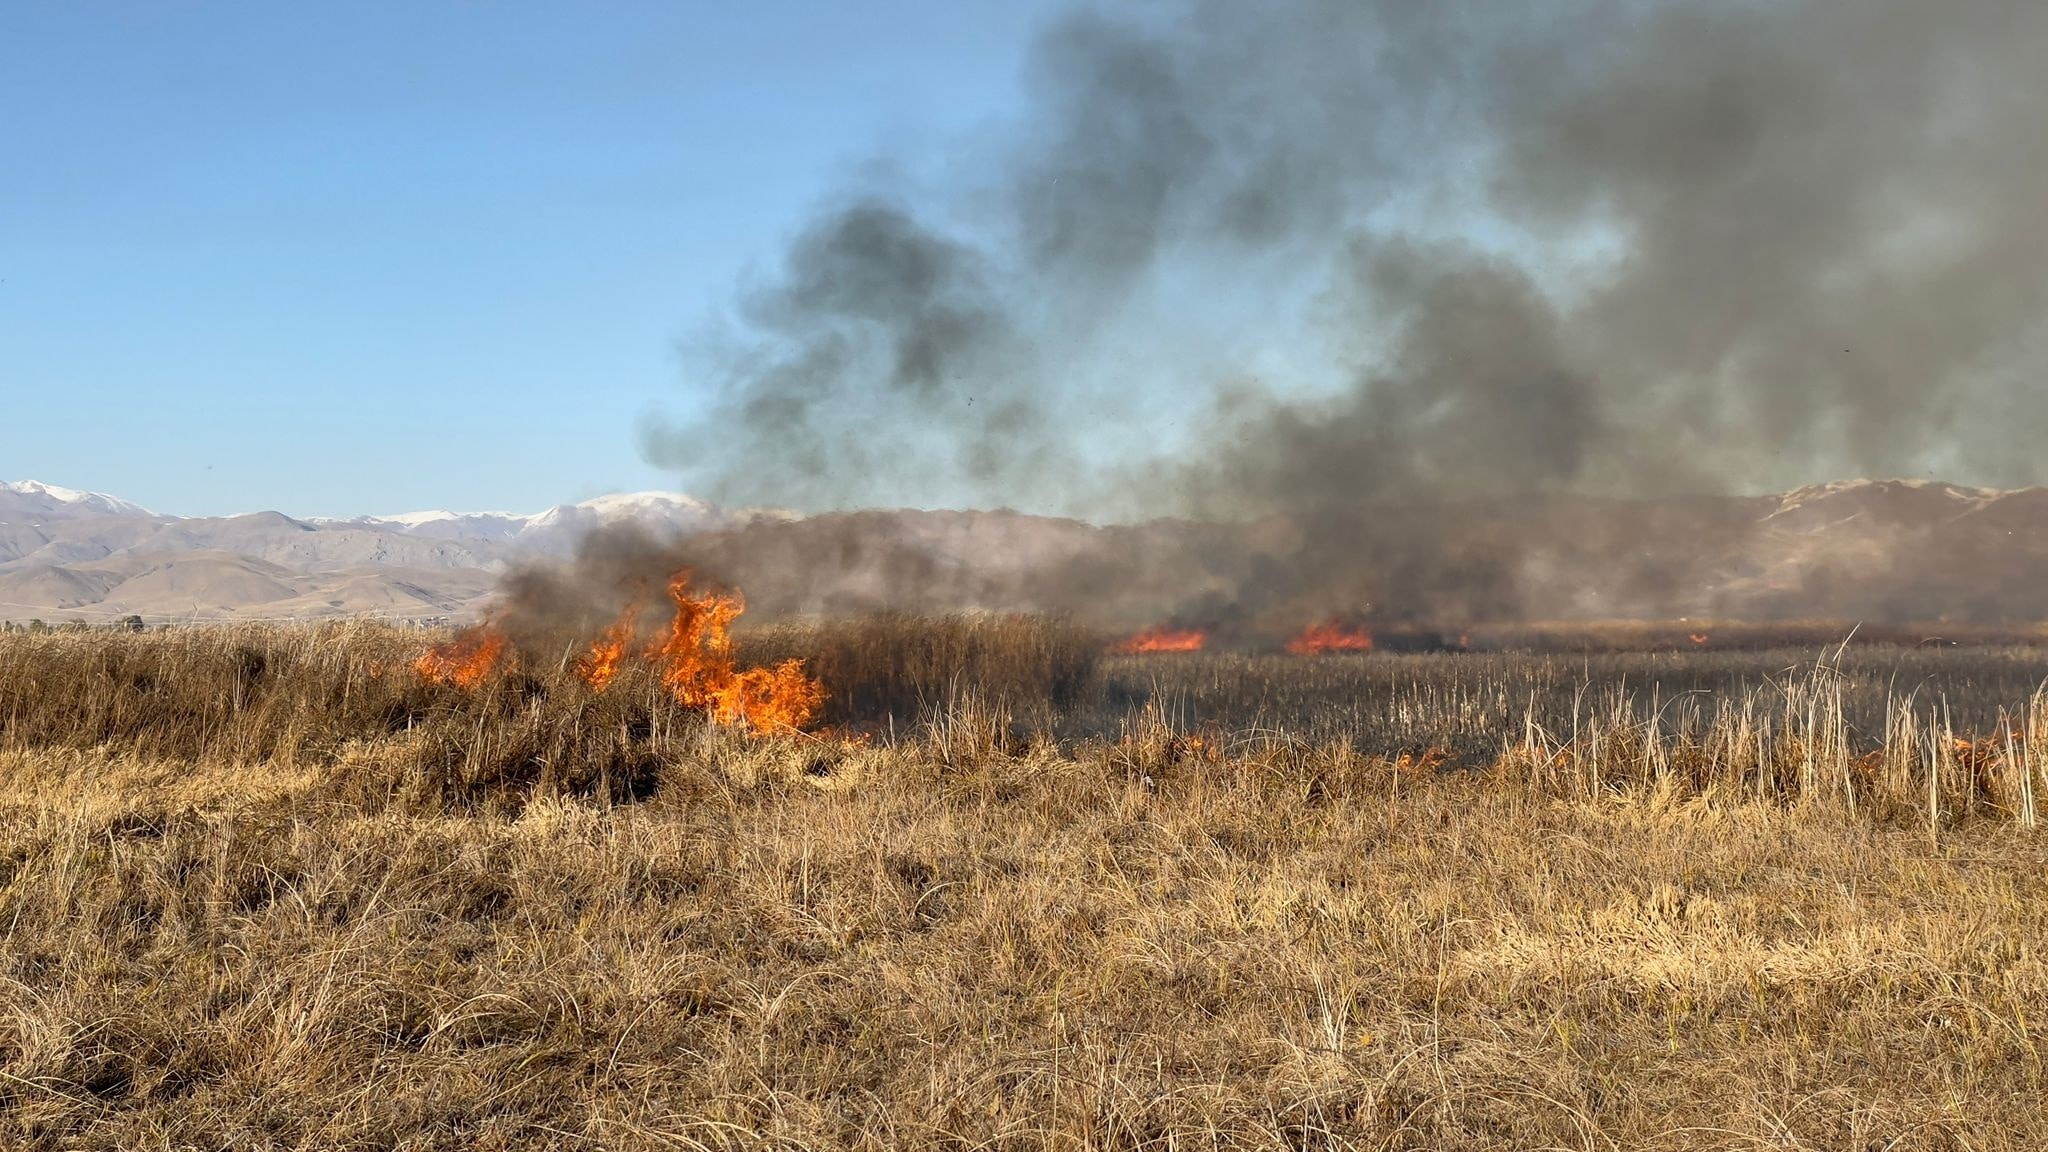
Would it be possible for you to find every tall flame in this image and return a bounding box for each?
[414,627,510,688]
[1112,627,1208,654]
[646,572,825,733]
[1285,620,1375,654]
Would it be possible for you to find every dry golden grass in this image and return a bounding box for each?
[2,623,2046,1149]
[738,611,1103,729]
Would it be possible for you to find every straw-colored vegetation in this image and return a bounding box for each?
[2,622,2047,1149]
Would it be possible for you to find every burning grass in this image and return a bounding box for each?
[412,627,508,689]
[5,620,2048,1147]
[1284,619,1376,654]
[1111,625,1209,654]
[420,571,826,734]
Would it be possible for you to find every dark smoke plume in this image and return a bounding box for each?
[631,0,2048,627]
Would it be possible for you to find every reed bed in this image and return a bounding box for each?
[6,624,2048,829]
[736,611,1101,728]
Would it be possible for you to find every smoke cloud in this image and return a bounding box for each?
[635,0,2048,625]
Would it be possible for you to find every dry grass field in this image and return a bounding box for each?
[3,621,2047,1149]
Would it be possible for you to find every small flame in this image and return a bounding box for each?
[575,605,640,692]
[1112,627,1208,654]
[1286,620,1375,654]
[414,627,510,688]
[1689,633,1711,646]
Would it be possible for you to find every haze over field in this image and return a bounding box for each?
[11,476,2048,629]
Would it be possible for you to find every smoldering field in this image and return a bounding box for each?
[6,619,2048,1149]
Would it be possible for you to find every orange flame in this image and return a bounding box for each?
[647,572,825,733]
[1689,633,1711,646]
[575,605,640,692]
[1112,627,1208,654]
[1285,620,1375,654]
[414,627,510,689]
[412,573,824,735]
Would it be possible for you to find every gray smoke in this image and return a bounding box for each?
[643,0,2048,623]
[642,201,1058,509]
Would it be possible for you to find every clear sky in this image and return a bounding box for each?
[1,2,1061,517]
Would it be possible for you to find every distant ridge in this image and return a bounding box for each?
[0,483,729,623]
[4,478,2048,625]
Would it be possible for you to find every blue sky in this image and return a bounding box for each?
[1,2,1062,517]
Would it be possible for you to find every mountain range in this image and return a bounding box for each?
[0,481,727,623]
[5,477,2047,626]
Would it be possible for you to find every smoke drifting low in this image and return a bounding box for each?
[632,0,2048,626]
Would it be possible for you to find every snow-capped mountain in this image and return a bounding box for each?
[316,491,728,549]
[1,480,159,521]
[1761,478,2000,532]
[517,492,724,548]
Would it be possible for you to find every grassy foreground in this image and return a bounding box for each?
[2,625,2046,1149]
